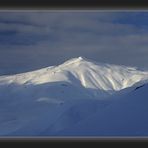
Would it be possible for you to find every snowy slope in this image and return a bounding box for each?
[0,57,148,136]
[55,83,148,136]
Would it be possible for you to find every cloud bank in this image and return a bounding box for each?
[0,11,148,75]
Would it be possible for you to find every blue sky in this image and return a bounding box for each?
[0,11,148,74]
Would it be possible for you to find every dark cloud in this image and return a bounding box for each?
[0,11,148,75]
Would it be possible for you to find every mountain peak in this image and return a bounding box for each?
[62,56,105,67]
[77,56,85,60]
[71,56,87,61]
[61,56,88,66]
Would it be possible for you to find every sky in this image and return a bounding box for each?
[0,11,148,75]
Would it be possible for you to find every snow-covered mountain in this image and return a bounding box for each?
[1,56,148,97]
[0,57,148,136]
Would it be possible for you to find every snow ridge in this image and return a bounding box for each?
[0,57,148,92]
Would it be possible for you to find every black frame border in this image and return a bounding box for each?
[0,0,148,145]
